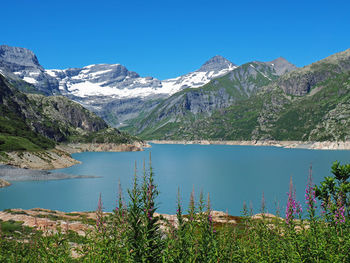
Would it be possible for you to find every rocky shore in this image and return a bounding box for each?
[0,142,149,187]
[149,140,350,150]
[58,141,149,155]
[0,178,11,188]
[0,208,241,236]
[0,142,149,170]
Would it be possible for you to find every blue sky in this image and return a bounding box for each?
[1,0,350,79]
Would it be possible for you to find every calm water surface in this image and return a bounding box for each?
[1,144,350,215]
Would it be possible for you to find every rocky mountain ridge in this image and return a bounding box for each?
[0,45,60,95]
[277,48,350,96]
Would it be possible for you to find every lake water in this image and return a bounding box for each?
[1,144,350,216]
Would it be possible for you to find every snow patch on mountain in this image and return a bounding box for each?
[23,76,37,84]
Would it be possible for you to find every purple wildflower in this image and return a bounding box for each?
[305,165,316,218]
[96,193,104,232]
[334,197,346,224]
[285,177,296,224]
[295,200,303,217]
[208,214,213,223]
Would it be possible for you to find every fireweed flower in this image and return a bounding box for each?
[305,165,316,218]
[208,214,213,223]
[285,177,297,224]
[96,193,104,232]
[295,200,303,217]
[334,197,346,224]
[285,191,294,224]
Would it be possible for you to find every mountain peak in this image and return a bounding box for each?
[198,55,236,72]
[270,56,288,64]
[268,56,297,75]
[0,45,42,70]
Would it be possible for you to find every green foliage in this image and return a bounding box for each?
[0,116,55,151]
[315,161,350,220]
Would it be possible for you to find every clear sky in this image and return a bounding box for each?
[1,0,350,79]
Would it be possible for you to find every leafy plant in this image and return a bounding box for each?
[315,161,350,222]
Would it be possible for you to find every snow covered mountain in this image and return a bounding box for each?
[46,64,162,99]
[44,55,236,99]
[160,56,236,94]
[0,45,237,126]
[1,45,237,101]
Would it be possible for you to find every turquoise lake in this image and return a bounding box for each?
[1,144,350,215]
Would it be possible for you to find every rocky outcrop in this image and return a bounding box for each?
[27,94,108,135]
[58,141,149,154]
[0,208,95,236]
[0,45,59,95]
[0,209,239,236]
[277,48,350,96]
[1,147,81,170]
[0,178,11,188]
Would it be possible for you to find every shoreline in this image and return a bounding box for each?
[0,208,241,235]
[0,141,149,170]
[148,140,350,150]
[0,141,149,187]
[0,164,101,183]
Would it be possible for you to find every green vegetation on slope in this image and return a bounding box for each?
[136,49,350,141]
[0,73,139,153]
[131,61,291,139]
[272,72,350,141]
[0,89,55,151]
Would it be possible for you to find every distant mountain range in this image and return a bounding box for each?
[2,44,350,142]
[0,45,292,127]
[0,45,236,126]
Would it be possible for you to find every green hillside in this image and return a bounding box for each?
[0,73,138,152]
[135,48,350,141]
